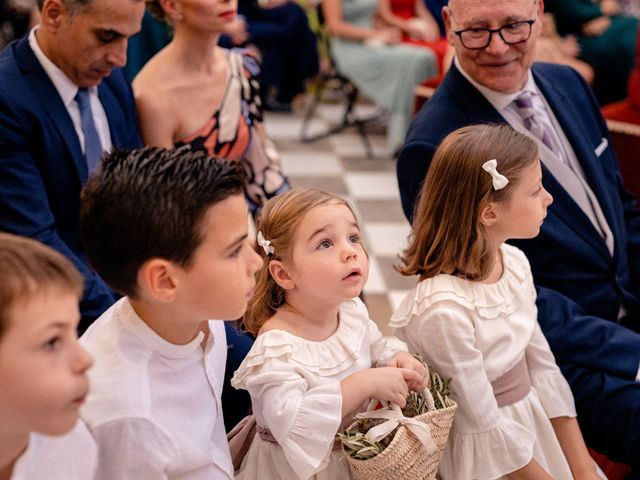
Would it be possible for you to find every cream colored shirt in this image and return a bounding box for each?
[80,298,233,479]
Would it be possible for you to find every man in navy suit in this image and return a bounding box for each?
[397,0,640,471]
[0,0,144,332]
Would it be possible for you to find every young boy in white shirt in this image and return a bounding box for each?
[0,233,96,480]
[78,147,262,479]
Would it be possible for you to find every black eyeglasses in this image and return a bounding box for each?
[454,19,536,50]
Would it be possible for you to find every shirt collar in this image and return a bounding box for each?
[28,26,97,108]
[118,298,206,359]
[453,56,537,111]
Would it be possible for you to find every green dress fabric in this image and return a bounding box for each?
[329,0,437,154]
[545,0,638,103]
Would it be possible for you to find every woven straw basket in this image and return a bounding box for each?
[345,395,457,480]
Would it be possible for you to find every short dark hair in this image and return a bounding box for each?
[80,146,246,298]
[0,233,83,339]
[37,0,93,13]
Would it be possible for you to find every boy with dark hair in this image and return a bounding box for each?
[0,233,95,479]
[79,146,262,479]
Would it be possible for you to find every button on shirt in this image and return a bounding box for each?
[28,27,111,156]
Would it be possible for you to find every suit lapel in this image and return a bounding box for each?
[15,36,88,183]
[533,67,614,260]
[533,68,615,215]
[445,65,505,125]
[98,79,123,147]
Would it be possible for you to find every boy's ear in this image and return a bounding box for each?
[268,260,295,290]
[137,258,179,302]
[479,202,499,227]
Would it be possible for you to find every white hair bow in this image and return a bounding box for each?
[257,231,274,256]
[482,159,509,190]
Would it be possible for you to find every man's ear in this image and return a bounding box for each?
[268,260,295,290]
[136,258,179,303]
[442,5,456,46]
[479,202,499,227]
[40,0,65,32]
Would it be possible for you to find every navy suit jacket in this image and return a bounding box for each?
[0,35,142,331]
[398,62,640,380]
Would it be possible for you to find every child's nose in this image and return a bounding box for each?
[73,343,94,373]
[341,243,358,261]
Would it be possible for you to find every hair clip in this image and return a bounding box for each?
[257,231,274,256]
[482,159,509,190]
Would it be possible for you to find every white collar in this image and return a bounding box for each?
[453,56,538,111]
[28,26,98,108]
[118,298,206,359]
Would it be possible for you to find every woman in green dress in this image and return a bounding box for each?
[323,0,438,155]
[545,0,638,104]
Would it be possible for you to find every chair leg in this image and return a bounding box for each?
[299,73,380,158]
[299,75,327,142]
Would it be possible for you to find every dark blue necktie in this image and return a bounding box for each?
[75,88,103,174]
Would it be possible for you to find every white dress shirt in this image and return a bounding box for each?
[80,298,234,479]
[29,27,112,155]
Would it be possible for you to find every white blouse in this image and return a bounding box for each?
[231,298,402,480]
[390,244,576,479]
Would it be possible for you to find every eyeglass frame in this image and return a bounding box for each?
[453,19,536,50]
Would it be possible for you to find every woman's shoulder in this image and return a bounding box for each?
[224,47,262,78]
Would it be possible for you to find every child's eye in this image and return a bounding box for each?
[318,239,333,249]
[229,245,243,258]
[349,233,361,244]
[43,336,62,352]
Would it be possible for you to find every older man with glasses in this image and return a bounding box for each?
[397,0,640,474]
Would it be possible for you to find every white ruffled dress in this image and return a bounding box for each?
[231,298,401,480]
[390,244,581,479]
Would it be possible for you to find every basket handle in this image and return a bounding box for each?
[354,403,438,455]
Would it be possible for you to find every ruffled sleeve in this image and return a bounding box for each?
[393,302,536,479]
[231,333,343,480]
[517,248,577,419]
[343,297,405,366]
[525,312,577,419]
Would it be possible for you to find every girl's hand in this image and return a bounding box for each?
[387,352,429,392]
[366,367,423,407]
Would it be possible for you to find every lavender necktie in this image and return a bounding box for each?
[75,88,103,174]
[513,91,557,153]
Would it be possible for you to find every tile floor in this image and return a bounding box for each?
[264,102,417,336]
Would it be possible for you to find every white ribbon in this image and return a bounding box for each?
[482,159,509,191]
[257,231,274,256]
[355,404,437,455]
